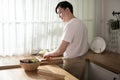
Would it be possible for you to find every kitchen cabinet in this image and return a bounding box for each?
[86,61,120,80]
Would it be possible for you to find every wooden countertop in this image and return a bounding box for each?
[0,55,78,80]
[0,65,78,80]
[1,50,120,79]
[85,50,120,74]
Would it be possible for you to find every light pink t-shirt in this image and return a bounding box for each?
[62,18,88,58]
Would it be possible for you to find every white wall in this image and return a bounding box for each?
[94,0,120,52]
[104,0,120,20]
[103,0,120,52]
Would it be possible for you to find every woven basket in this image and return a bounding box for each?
[20,59,40,71]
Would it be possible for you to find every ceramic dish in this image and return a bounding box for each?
[90,37,106,53]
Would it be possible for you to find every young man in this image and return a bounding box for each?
[43,1,88,79]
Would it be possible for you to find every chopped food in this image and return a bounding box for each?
[31,58,39,63]
[39,49,49,54]
[20,58,39,63]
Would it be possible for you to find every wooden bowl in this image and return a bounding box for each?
[20,59,40,71]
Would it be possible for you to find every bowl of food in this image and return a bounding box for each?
[20,58,40,71]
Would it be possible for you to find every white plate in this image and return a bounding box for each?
[90,37,106,53]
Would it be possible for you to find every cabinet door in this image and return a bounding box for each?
[87,62,119,80]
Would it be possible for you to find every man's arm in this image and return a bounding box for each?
[43,40,69,59]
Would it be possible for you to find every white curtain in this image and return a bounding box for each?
[0,0,95,56]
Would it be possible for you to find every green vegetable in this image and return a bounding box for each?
[39,50,48,54]
[31,58,39,63]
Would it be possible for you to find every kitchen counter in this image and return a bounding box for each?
[0,65,78,80]
[85,50,120,74]
[1,50,120,80]
[0,55,78,80]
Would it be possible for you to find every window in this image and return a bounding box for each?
[0,0,95,56]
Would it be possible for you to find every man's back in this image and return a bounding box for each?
[62,18,88,58]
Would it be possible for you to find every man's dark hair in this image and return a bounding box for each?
[55,1,73,14]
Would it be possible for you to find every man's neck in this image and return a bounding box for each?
[67,15,75,22]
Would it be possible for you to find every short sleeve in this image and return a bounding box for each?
[62,23,75,43]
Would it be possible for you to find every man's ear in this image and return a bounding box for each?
[65,8,70,14]
[66,8,70,12]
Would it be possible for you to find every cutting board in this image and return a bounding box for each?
[35,56,63,65]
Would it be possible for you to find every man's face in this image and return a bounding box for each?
[57,7,67,22]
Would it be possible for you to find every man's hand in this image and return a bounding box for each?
[43,52,52,60]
